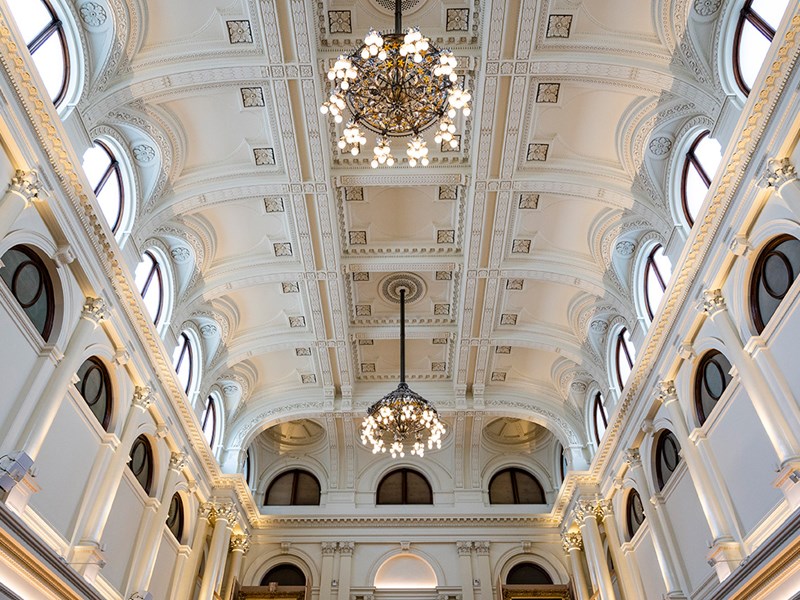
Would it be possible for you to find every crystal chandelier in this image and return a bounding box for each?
[320,0,471,168]
[360,287,446,458]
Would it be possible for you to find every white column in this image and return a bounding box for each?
[624,449,686,598]
[456,542,475,600]
[473,542,493,600]
[576,500,616,600]
[197,502,236,600]
[318,542,337,600]
[220,534,249,600]
[761,157,800,216]
[598,500,638,600]
[127,453,188,595]
[338,541,354,600]
[702,290,800,465]
[657,381,744,579]
[174,502,212,600]
[16,297,107,461]
[562,531,590,600]
[75,386,153,547]
[0,170,40,240]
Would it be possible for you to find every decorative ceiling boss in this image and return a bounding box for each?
[320,0,472,167]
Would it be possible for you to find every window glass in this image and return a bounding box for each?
[506,563,553,585]
[200,396,216,447]
[644,244,673,320]
[6,0,69,106]
[377,468,433,505]
[82,142,124,231]
[655,430,682,490]
[695,351,733,425]
[260,564,306,587]
[0,245,55,341]
[166,493,184,541]
[626,490,646,539]
[593,392,608,445]
[681,132,722,226]
[489,468,545,504]
[134,251,164,324]
[128,435,153,495]
[734,0,791,94]
[751,235,800,332]
[265,469,321,506]
[243,448,251,484]
[75,357,112,430]
[173,333,194,394]
[615,328,636,389]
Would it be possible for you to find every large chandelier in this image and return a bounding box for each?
[320,0,472,168]
[360,287,446,458]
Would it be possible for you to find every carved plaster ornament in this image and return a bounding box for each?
[82,297,108,324]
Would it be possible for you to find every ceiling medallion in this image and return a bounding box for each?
[361,287,446,458]
[379,272,426,304]
[320,0,471,168]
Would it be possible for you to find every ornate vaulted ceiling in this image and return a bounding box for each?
[78,0,722,458]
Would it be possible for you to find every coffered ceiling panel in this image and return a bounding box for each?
[490,347,557,387]
[140,0,254,50]
[200,201,291,263]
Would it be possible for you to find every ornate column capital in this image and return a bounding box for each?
[456,540,473,556]
[656,380,678,404]
[702,289,727,317]
[473,541,490,555]
[198,501,214,520]
[561,530,583,553]
[338,541,355,555]
[169,452,188,472]
[321,541,337,555]
[81,297,108,324]
[208,501,237,525]
[624,447,642,469]
[132,386,154,410]
[230,533,250,554]
[8,169,42,202]
[760,157,797,188]
[595,498,614,520]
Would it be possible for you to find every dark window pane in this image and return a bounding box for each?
[406,470,433,504]
[515,470,544,504]
[294,471,321,505]
[655,431,682,490]
[76,357,112,430]
[695,351,733,425]
[506,562,553,585]
[265,470,320,506]
[260,564,306,587]
[377,469,432,505]
[0,246,55,341]
[166,493,184,541]
[128,435,153,495]
[626,490,646,539]
[752,236,800,332]
[489,469,514,504]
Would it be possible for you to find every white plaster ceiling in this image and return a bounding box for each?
[78,0,724,454]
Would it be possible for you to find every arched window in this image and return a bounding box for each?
[615,327,636,390]
[489,468,546,504]
[265,469,320,506]
[128,435,154,495]
[260,564,306,587]
[173,333,195,395]
[592,391,609,445]
[655,430,682,491]
[134,251,164,324]
[643,244,673,320]
[166,493,184,542]
[200,395,217,448]
[506,562,554,585]
[377,468,433,505]
[82,141,125,232]
[680,131,722,226]
[0,245,55,341]
[75,357,112,430]
[242,448,252,485]
[695,350,733,426]
[750,235,800,333]
[733,0,791,95]
[626,489,646,540]
[6,0,69,107]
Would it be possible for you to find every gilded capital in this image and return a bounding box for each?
[209,502,237,525]
[624,447,642,469]
[230,533,250,554]
[169,452,188,472]
[8,169,41,202]
[561,531,583,553]
[81,297,108,324]
[198,501,214,520]
[702,289,726,316]
[760,157,797,189]
[132,386,154,409]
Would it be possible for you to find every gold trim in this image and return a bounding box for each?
[502,584,571,599]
